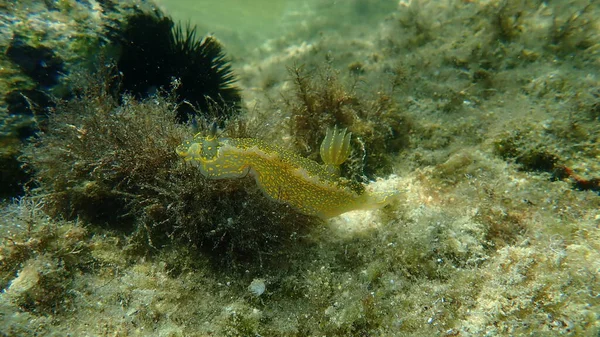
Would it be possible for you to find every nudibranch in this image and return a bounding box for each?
[176,126,397,219]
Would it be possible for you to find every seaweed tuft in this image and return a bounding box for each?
[21,68,318,270]
[282,63,412,179]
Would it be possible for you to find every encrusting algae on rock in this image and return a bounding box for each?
[176,125,397,219]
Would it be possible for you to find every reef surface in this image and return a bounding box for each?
[1,0,599,336]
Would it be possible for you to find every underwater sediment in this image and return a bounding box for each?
[1,0,599,336]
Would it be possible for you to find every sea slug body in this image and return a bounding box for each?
[176,126,396,219]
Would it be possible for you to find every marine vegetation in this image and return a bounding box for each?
[20,69,319,268]
[279,64,413,179]
[5,0,600,335]
[177,125,397,219]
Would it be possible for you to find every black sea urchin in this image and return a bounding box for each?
[111,11,241,122]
